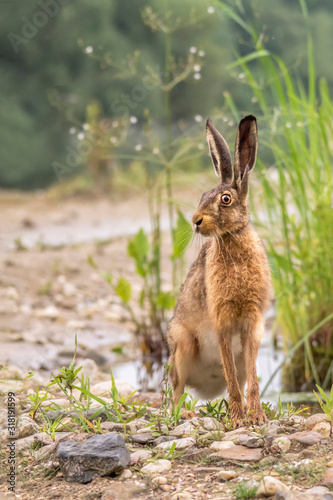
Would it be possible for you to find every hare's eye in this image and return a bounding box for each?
[221,193,231,205]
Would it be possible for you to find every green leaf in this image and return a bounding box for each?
[156,291,175,310]
[172,210,192,259]
[87,255,97,269]
[127,228,149,277]
[100,271,112,285]
[116,278,132,303]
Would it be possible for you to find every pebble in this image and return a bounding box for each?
[216,470,238,480]
[256,476,289,497]
[156,437,196,451]
[131,433,154,444]
[288,430,322,445]
[272,436,291,453]
[152,476,168,486]
[119,469,132,480]
[233,433,264,448]
[130,449,152,463]
[312,421,331,437]
[141,459,171,475]
[210,441,235,451]
[328,460,333,467]
[323,468,333,486]
[35,305,60,319]
[305,413,329,429]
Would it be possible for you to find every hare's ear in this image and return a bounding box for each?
[206,118,233,184]
[234,115,257,185]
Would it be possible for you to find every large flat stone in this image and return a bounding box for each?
[57,433,130,483]
[210,444,262,461]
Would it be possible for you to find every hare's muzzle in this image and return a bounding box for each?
[192,213,203,233]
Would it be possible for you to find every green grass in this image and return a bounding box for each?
[219,0,333,392]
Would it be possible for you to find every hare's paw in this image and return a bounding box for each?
[229,402,245,428]
[248,406,267,426]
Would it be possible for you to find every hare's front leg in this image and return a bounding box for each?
[168,325,196,407]
[243,319,267,425]
[218,332,245,427]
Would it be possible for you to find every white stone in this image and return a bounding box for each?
[216,470,238,480]
[152,476,168,486]
[256,476,289,497]
[141,459,171,475]
[210,441,235,451]
[307,486,329,495]
[272,436,291,453]
[130,449,152,463]
[62,282,77,296]
[66,320,86,330]
[156,437,195,451]
[36,305,59,319]
[4,287,20,301]
[119,469,132,480]
[90,379,136,399]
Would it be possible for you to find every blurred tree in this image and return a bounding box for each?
[0,0,332,189]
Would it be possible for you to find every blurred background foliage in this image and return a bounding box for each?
[1,0,333,189]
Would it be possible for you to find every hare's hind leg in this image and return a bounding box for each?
[242,318,267,425]
[167,324,197,406]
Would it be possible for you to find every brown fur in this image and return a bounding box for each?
[167,115,271,427]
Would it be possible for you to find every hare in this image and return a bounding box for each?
[167,115,270,427]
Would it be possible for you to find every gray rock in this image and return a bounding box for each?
[131,433,154,444]
[232,433,264,448]
[288,430,322,445]
[154,435,177,446]
[57,433,130,483]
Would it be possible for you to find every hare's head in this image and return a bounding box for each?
[192,115,258,237]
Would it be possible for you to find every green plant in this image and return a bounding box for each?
[314,384,333,437]
[261,395,309,421]
[28,386,50,420]
[233,480,258,500]
[49,333,82,405]
[219,0,333,391]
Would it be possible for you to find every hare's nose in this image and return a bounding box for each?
[192,214,203,230]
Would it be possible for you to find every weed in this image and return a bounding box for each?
[233,480,258,499]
